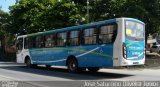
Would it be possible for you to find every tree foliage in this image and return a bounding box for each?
[0,9,10,39]
[71,0,160,37]
[1,0,160,38]
[9,0,81,35]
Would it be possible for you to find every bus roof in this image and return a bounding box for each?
[17,17,144,38]
[24,18,116,37]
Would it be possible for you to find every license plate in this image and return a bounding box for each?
[133,62,139,64]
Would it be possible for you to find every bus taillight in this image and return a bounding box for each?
[123,43,127,59]
[144,48,145,56]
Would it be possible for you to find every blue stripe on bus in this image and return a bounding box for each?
[29,44,114,67]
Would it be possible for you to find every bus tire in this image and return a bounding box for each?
[25,57,37,68]
[67,58,78,73]
[88,67,100,72]
[46,65,51,68]
[26,58,32,68]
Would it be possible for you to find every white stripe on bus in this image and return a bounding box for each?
[32,59,66,63]
[32,44,106,63]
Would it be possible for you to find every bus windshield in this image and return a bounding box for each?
[125,21,144,40]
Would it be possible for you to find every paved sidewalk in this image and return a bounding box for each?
[0,75,13,81]
[0,62,25,67]
[0,62,15,64]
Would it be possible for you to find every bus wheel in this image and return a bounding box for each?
[67,58,78,73]
[26,58,37,68]
[88,67,100,72]
[26,58,32,68]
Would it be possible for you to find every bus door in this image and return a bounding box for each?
[16,38,24,63]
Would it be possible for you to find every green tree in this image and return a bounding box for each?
[120,0,160,39]
[70,0,126,22]
[0,10,9,40]
[8,0,160,39]
[9,0,81,35]
[0,9,10,59]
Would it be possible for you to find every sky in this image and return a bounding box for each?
[0,0,16,12]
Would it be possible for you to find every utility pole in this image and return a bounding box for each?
[16,0,18,4]
[87,0,89,23]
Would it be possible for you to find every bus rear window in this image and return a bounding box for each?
[126,21,144,40]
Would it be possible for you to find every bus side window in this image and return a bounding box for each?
[35,36,45,48]
[28,37,34,48]
[45,34,56,48]
[68,30,80,46]
[57,32,67,46]
[99,24,117,44]
[32,37,36,48]
[82,28,97,45]
[24,37,34,49]
[16,38,23,53]
[24,38,29,49]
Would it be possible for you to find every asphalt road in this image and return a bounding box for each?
[0,62,160,87]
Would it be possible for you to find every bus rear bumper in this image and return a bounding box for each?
[118,58,145,66]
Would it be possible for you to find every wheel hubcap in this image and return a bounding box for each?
[27,60,31,66]
[69,62,76,71]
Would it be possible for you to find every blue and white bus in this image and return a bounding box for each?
[16,18,145,72]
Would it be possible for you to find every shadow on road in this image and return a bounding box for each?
[0,65,133,80]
